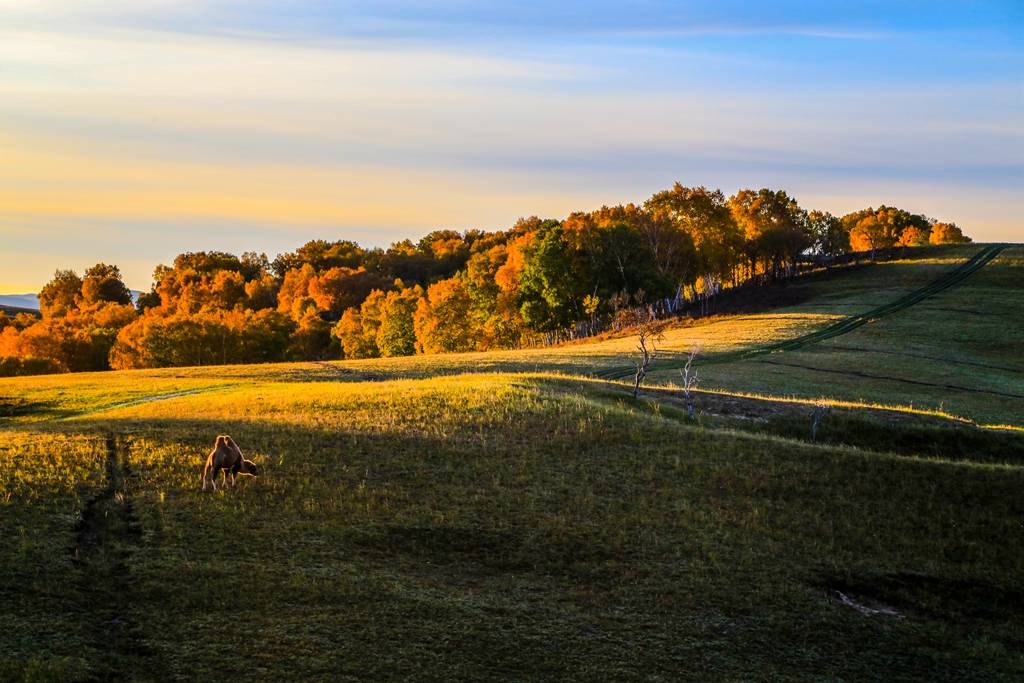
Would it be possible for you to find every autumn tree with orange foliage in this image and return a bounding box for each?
[843,206,932,252]
[929,223,971,245]
[414,277,475,354]
[333,289,386,359]
[2,264,136,373]
[5,184,973,375]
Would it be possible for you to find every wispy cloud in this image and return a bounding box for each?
[590,25,894,40]
[0,1,1021,290]
[0,1,926,44]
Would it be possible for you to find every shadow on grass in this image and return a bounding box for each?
[0,395,62,420]
[7,406,1024,681]
[16,413,639,578]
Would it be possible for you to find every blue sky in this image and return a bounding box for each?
[1,1,1021,291]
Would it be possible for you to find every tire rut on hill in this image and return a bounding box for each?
[49,384,237,423]
[598,244,1007,381]
[72,435,154,681]
[756,358,1024,400]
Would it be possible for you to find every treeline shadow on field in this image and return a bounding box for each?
[0,395,60,420]
[16,413,641,580]
[9,405,1024,681]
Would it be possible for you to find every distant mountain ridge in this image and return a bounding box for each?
[0,291,142,312]
[0,294,39,311]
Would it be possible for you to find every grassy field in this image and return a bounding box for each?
[676,245,1024,429]
[2,244,1023,681]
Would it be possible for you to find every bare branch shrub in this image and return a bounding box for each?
[810,402,831,441]
[625,308,663,399]
[679,346,700,419]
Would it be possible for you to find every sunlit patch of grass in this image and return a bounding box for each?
[0,431,105,503]
[0,373,242,424]
[980,423,1024,433]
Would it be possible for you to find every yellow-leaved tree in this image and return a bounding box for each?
[414,277,475,354]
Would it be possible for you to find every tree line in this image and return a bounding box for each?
[0,184,971,375]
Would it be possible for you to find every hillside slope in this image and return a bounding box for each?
[674,244,1024,428]
[1,244,1022,681]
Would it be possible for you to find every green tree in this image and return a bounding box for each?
[645,184,741,295]
[358,289,387,356]
[807,211,849,257]
[38,269,83,318]
[173,251,245,276]
[110,309,292,369]
[376,285,423,357]
[271,239,365,276]
[517,223,584,333]
[564,207,674,302]
[239,251,272,280]
[728,189,810,277]
[286,308,333,360]
[333,308,373,359]
[464,245,522,349]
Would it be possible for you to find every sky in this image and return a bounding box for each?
[1,1,1021,292]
